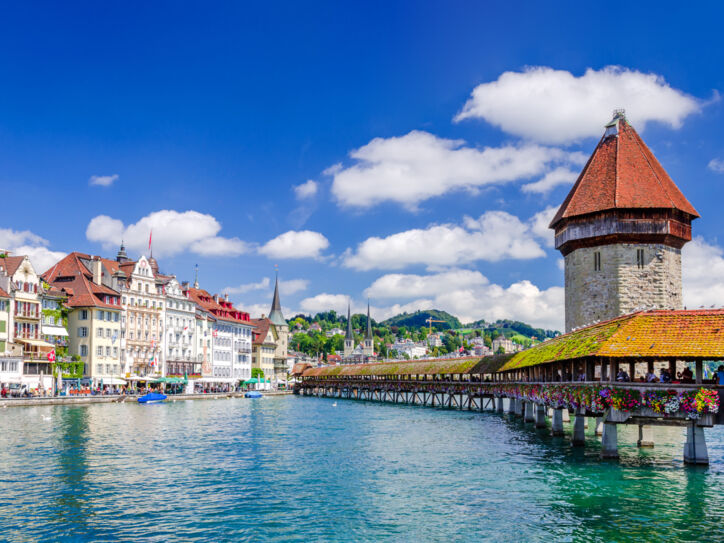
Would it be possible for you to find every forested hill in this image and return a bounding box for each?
[380,310,461,330]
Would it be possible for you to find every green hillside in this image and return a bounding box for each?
[381,310,461,330]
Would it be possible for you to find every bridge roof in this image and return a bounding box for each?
[499,309,724,371]
[302,354,513,377]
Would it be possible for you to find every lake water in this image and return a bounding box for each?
[1,396,723,542]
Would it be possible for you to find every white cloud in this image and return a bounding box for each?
[89,174,119,187]
[293,180,319,199]
[299,293,352,315]
[259,230,329,259]
[86,210,249,258]
[682,237,724,308]
[365,269,488,299]
[224,277,309,296]
[708,158,724,173]
[455,66,702,144]
[225,277,271,295]
[522,167,578,194]
[343,210,545,271]
[329,130,580,209]
[529,205,558,248]
[0,228,66,273]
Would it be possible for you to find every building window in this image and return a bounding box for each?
[594,251,601,272]
[80,310,88,320]
[636,248,645,269]
[78,327,88,337]
[97,346,103,356]
[80,345,88,357]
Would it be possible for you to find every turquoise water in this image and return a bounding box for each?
[1,396,723,542]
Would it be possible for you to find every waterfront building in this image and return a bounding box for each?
[0,280,23,386]
[40,286,69,355]
[550,111,699,332]
[250,317,276,378]
[106,247,165,377]
[43,253,123,384]
[187,288,253,385]
[163,277,199,378]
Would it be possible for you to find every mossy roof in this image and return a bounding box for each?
[499,309,724,371]
[302,354,513,377]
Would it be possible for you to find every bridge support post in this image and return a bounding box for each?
[535,404,547,428]
[601,423,619,459]
[551,408,564,436]
[684,424,709,465]
[572,413,586,446]
[637,425,654,448]
[524,401,535,422]
[562,409,570,423]
[496,397,504,413]
[515,399,524,416]
[595,417,604,436]
[506,398,516,414]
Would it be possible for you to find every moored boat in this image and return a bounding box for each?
[137,392,167,404]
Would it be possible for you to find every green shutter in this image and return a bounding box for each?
[0,320,5,333]
[0,340,5,353]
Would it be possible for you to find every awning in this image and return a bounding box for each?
[159,377,187,384]
[196,377,237,383]
[42,326,69,337]
[101,378,127,385]
[16,338,55,350]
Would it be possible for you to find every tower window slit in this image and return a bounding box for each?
[636,249,645,269]
[594,251,601,271]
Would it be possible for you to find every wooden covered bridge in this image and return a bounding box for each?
[294,310,724,465]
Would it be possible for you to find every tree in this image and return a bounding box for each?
[252,368,264,379]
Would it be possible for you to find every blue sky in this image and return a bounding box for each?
[1,1,723,330]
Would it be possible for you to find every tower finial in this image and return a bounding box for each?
[366,299,372,340]
[193,264,199,289]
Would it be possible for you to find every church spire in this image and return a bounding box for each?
[193,264,199,289]
[346,303,353,340]
[268,272,286,326]
[365,300,372,340]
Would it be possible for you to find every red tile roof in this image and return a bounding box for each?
[0,286,9,298]
[500,309,724,370]
[42,252,121,309]
[250,318,273,345]
[551,117,699,227]
[187,288,252,325]
[1,255,27,277]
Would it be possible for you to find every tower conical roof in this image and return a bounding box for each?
[346,304,353,340]
[269,274,286,326]
[550,112,699,229]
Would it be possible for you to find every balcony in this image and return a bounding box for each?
[14,309,40,319]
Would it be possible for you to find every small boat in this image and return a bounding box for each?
[245,391,263,399]
[137,392,167,404]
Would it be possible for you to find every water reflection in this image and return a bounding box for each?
[52,406,92,528]
[0,398,723,542]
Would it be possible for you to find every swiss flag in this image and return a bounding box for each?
[47,350,56,362]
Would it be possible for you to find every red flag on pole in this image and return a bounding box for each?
[148,230,153,251]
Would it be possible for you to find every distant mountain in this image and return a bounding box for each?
[381,309,461,331]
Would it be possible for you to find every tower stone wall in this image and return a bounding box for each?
[564,243,682,332]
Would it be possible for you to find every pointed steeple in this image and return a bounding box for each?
[345,303,353,340]
[365,300,372,340]
[269,272,286,326]
[193,264,199,289]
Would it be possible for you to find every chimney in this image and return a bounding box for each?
[224,293,229,302]
[92,258,103,285]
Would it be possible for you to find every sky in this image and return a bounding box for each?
[1,1,723,331]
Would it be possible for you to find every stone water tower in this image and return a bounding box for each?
[550,111,699,332]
